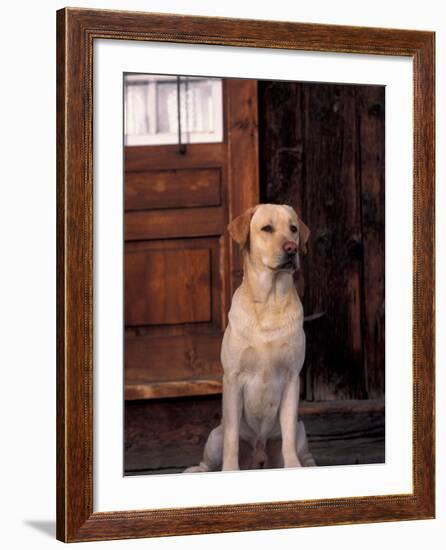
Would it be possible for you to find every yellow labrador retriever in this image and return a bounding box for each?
[185,204,316,472]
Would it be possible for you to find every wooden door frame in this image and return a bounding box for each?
[225,78,260,315]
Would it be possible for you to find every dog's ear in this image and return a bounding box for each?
[228,206,257,248]
[284,205,311,255]
[298,218,311,255]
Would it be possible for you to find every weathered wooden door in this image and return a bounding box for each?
[259,81,385,402]
[124,79,258,402]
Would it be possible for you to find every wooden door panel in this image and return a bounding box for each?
[125,248,211,326]
[125,142,226,171]
[125,206,225,240]
[125,237,223,331]
[125,168,222,211]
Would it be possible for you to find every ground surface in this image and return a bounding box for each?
[125,397,385,475]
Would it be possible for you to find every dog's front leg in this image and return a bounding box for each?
[280,373,302,468]
[222,374,242,471]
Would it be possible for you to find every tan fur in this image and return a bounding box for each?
[227,206,257,247]
[184,204,316,473]
[297,218,311,255]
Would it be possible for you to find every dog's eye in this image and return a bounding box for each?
[290,225,298,233]
[261,225,274,233]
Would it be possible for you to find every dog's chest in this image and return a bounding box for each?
[238,336,302,435]
[223,286,305,437]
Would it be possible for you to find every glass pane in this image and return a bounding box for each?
[156,82,178,134]
[124,74,223,146]
[125,83,149,136]
[183,80,214,135]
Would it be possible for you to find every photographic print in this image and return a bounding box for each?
[123,74,385,476]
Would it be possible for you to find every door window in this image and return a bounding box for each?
[124,74,223,146]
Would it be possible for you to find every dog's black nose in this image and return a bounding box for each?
[283,241,298,256]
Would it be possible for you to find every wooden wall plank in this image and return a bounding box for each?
[302,83,366,400]
[357,86,386,398]
[259,81,305,214]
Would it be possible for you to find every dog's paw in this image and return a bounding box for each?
[283,454,302,468]
[183,462,210,473]
[301,454,317,467]
[222,459,240,471]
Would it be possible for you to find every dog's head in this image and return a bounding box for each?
[228,204,310,272]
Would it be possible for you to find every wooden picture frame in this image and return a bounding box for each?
[56,7,435,542]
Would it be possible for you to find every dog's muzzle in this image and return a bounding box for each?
[278,257,299,271]
[278,241,299,270]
